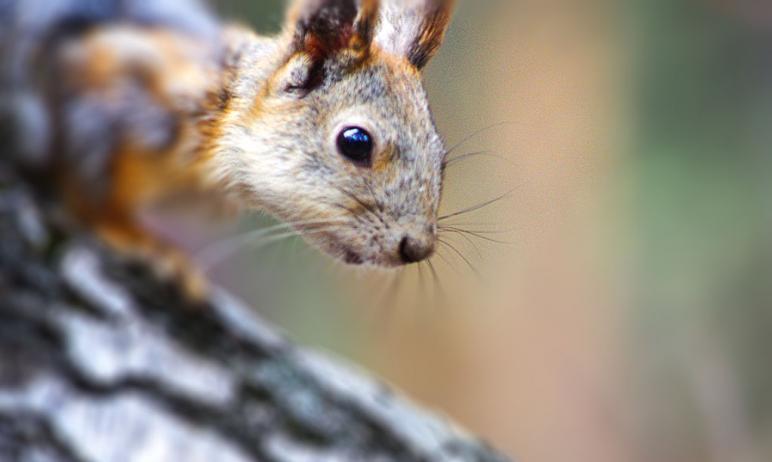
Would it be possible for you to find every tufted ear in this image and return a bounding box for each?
[276,0,379,94]
[287,0,379,62]
[374,0,455,69]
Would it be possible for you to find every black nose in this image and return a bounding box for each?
[399,236,434,264]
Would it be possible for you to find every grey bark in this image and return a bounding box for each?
[0,165,510,462]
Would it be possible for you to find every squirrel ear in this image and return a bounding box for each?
[375,0,455,69]
[287,0,379,61]
[276,0,379,94]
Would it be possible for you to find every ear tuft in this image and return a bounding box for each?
[352,0,379,53]
[375,0,455,69]
[288,0,380,61]
[292,0,358,59]
[280,0,380,94]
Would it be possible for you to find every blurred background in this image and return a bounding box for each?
[169,0,772,460]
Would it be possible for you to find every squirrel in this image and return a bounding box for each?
[1,0,455,298]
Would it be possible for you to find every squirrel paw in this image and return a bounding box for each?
[146,245,210,303]
[95,221,210,304]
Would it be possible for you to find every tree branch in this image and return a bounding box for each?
[0,166,510,462]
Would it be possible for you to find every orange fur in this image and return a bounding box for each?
[41,0,456,299]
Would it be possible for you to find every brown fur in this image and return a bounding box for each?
[41,0,456,298]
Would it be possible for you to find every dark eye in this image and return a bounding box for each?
[336,127,374,166]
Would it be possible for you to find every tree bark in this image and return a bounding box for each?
[0,165,510,462]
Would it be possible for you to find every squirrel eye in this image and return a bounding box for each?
[336,127,374,166]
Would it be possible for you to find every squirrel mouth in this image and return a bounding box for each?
[309,231,366,266]
[312,231,400,267]
[342,250,364,266]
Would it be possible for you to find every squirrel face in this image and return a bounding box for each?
[210,0,454,267]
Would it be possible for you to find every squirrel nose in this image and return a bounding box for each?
[399,235,435,264]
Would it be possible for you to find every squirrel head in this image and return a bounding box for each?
[212,0,455,267]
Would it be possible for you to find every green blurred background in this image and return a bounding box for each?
[185,1,772,460]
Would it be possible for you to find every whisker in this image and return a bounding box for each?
[443,150,507,169]
[440,229,483,258]
[372,269,405,326]
[438,188,516,222]
[197,220,345,271]
[416,261,428,305]
[287,229,319,269]
[336,187,387,227]
[434,248,460,275]
[200,230,298,271]
[199,217,339,251]
[438,238,480,278]
[440,227,513,245]
[439,222,518,235]
[426,259,446,307]
[195,222,291,262]
[445,121,516,155]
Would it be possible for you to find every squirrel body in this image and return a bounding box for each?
[1,0,455,296]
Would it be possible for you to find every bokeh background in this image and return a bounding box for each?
[170,0,772,460]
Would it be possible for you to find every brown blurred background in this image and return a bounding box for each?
[177,1,772,460]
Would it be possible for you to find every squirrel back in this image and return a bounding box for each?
[0,0,222,181]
